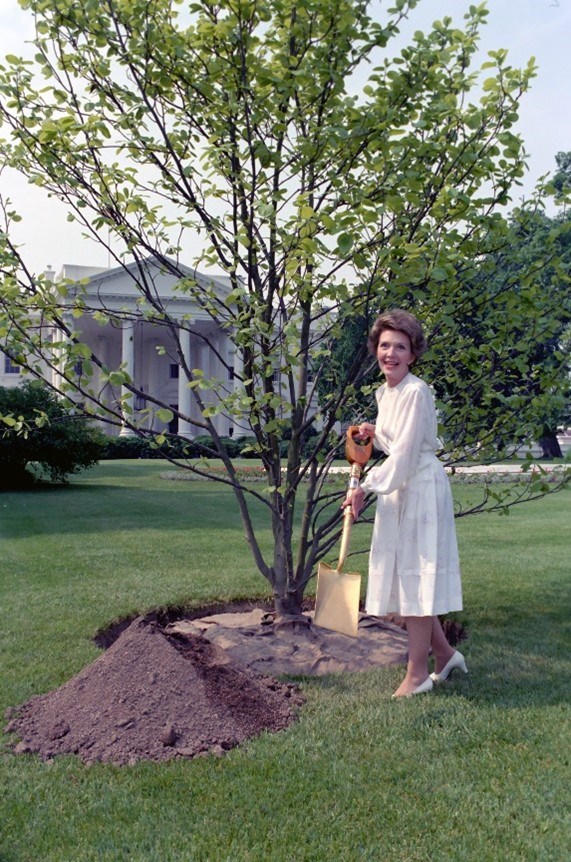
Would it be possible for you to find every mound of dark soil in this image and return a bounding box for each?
[5,617,303,766]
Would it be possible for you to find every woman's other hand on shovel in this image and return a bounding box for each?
[342,486,365,521]
[356,422,375,442]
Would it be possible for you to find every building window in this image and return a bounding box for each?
[169,363,179,379]
[4,356,20,374]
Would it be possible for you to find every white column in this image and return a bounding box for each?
[232,342,243,392]
[51,326,65,392]
[119,321,135,436]
[231,341,249,436]
[148,338,159,412]
[197,341,215,432]
[226,339,238,438]
[95,335,107,408]
[51,318,71,393]
[177,328,193,438]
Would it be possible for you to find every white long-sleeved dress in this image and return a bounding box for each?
[359,372,462,617]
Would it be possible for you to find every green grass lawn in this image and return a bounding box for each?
[1,461,569,862]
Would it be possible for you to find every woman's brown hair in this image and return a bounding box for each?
[367,309,427,359]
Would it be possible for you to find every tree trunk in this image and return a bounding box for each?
[538,431,563,459]
[270,500,305,617]
[273,590,305,618]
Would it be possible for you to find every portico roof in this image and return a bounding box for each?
[55,255,233,321]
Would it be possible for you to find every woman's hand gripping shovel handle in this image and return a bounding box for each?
[337,426,373,572]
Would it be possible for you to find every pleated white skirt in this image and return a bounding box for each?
[365,455,463,617]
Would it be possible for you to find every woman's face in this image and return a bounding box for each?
[376,328,415,387]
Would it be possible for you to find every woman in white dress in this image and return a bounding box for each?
[343,309,467,698]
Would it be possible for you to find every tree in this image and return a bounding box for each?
[0,1,568,614]
[416,200,571,461]
[500,208,571,459]
[318,174,571,462]
[433,155,571,460]
[0,379,103,487]
[552,150,571,208]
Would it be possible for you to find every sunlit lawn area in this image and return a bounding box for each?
[1,460,569,862]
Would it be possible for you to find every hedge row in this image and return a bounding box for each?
[99,433,318,461]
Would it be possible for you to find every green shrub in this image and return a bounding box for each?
[99,429,320,462]
[220,435,242,458]
[100,436,150,460]
[190,434,243,458]
[100,435,154,461]
[100,433,244,460]
[232,435,257,458]
[190,434,218,456]
[0,381,104,488]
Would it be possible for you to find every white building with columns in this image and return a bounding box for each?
[1,257,241,438]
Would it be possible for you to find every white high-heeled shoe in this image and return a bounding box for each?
[411,676,434,695]
[392,676,433,699]
[430,650,468,683]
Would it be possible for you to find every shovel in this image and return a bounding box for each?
[314,426,373,637]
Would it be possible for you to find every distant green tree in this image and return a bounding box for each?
[510,209,571,458]
[425,203,571,459]
[0,379,103,487]
[552,151,571,207]
[317,201,571,459]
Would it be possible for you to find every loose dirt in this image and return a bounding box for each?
[5,607,464,766]
[4,617,303,766]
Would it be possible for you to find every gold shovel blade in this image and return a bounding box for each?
[314,561,361,637]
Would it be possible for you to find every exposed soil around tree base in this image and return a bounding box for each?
[164,608,411,677]
[5,606,465,767]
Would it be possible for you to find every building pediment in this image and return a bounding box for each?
[55,255,233,316]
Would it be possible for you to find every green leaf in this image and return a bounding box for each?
[337,233,354,255]
[156,408,173,423]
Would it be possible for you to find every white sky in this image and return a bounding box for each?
[0,0,570,275]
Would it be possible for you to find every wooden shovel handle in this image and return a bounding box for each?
[338,461,362,571]
[337,505,354,573]
[337,430,372,571]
